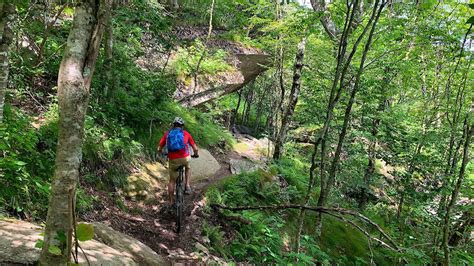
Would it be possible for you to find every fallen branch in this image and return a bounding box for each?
[211,204,400,251]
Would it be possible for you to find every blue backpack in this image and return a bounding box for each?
[167,128,186,152]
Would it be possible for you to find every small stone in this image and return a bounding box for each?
[195,243,209,254]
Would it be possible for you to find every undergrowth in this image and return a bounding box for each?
[203,158,400,264]
[0,0,234,219]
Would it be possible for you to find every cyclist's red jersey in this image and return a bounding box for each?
[159,129,196,160]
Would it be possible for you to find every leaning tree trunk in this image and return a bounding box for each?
[316,0,385,231]
[442,109,473,266]
[360,108,381,209]
[39,0,107,264]
[294,0,364,252]
[0,2,14,123]
[273,37,306,160]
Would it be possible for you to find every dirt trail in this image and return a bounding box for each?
[82,132,272,264]
[82,150,243,264]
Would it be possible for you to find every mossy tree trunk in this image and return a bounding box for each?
[39,0,108,264]
[0,2,14,123]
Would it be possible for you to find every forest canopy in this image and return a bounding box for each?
[0,0,472,265]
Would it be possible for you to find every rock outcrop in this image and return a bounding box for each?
[135,26,271,107]
[229,158,260,175]
[172,27,271,107]
[0,218,166,265]
[175,52,270,107]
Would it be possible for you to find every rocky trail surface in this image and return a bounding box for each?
[0,132,272,265]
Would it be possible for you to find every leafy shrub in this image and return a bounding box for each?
[204,171,301,263]
[0,105,54,217]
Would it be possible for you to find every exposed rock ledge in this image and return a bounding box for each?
[136,26,271,107]
[175,53,271,107]
[0,218,166,265]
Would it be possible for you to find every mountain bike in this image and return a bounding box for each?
[175,154,199,233]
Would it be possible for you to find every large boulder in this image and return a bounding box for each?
[122,163,168,200]
[176,53,270,107]
[0,218,165,265]
[0,218,42,264]
[189,149,221,181]
[233,133,273,162]
[229,158,260,175]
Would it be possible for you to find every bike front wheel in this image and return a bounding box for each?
[175,170,185,233]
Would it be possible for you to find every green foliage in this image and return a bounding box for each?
[4,0,474,264]
[76,223,94,242]
[201,222,227,255]
[172,41,232,79]
[0,105,54,217]
[35,239,44,249]
[48,245,62,256]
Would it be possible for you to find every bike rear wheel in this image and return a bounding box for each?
[175,167,185,233]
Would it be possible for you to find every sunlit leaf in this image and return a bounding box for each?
[76,223,94,241]
[34,239,44,249]
[48,245,62,256]
[467,16,474,24]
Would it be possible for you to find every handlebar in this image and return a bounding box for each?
[160,153,199,158]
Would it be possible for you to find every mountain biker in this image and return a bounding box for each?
[158,117,199,206]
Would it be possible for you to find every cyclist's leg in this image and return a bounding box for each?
[183,156,191,189]
[168,159,180,204]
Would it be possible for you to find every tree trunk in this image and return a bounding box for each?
[273,37,306,160]
[232,89,243,126]
[39,0,107,264]
[240,87,249,124]
[310,0,339,41]
[0,2,14,123]
[360,73,390,209]
[103,2,114,99]
[442,109,473,266]
[243,87,254,125]
[294,0,363,252]
[191,0,214,97]
[360,110,381,209]
[316,0,385,231]
[254,91,264,133]
[448,210,473,247]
